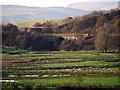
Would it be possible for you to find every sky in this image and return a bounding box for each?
[0,0,119,7]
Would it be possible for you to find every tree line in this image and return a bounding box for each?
[1,9,120,52]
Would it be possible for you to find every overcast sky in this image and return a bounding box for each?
[0,0,119,7]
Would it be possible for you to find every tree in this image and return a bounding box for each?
[59,40,77,51]
[71,27,79,33]
[32,23,42,27]
[96,16,108,27]
[42,27,52,33]
[2,23,19,47]
[62,17,73,24]
[42,21,53,33]
[94,23,112,52]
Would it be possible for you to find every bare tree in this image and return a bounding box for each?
[95,23,112,53]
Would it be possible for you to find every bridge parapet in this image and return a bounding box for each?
[46,33,120,40]
[46,33,89,40]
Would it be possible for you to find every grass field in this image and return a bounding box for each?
[17,76,119,87]
[1,48,120,89]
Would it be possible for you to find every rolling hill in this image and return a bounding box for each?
[1,5,89,23]
[67,2,118,11]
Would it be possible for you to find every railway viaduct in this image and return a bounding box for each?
[40,33,92,41]
[38,33,93,50]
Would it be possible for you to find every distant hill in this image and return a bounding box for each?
[1,5,89,23]
[67,2,118,11]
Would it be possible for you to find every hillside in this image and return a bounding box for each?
[14,19,63,28]
[2,9,120,52]
[67,2,118,11]
[1,5,89,23]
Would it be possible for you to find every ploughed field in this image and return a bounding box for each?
[1,48,120,89]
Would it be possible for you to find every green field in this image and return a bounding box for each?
[2,48,120,89]
[17,76,119,87]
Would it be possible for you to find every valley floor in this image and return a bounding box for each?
[1,48,120,89]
